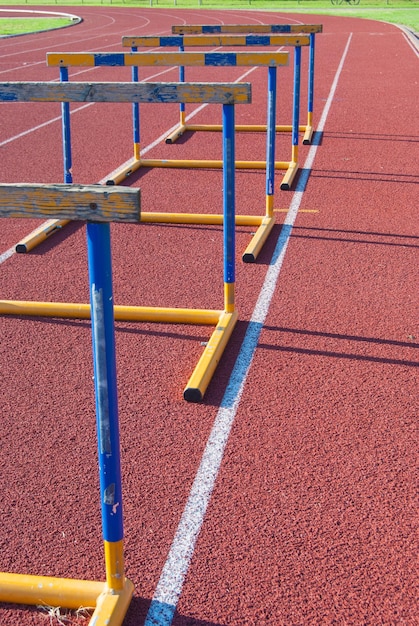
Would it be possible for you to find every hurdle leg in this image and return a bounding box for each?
[165,44,187,143]
[281,46,301,190]
[86,221,134,616]
[183,102,237,402]
[131,46,141,160]
[303,33,315,144]
[243,65,277,263]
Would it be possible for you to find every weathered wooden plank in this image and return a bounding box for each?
[121,34,310,48]
[0,183,141,222]
[172,24,323,35]
[47,51,289,68]
[0,82,252,104]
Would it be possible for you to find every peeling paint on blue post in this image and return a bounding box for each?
[86,222,124,544]
[266,66,277,198]
[60,67,72,184]
[222,104,235,286]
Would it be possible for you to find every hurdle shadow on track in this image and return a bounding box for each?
[259,326,419,369]
[325,131,419,144]
[291,226,419,249]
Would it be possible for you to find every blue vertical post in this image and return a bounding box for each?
[59,67,72,183]
[222,103,235,313]
[179,42,186,123]
[265,66,277,214]
[292,46,302,159]
[131,46,140,159]
[305,32,316,144]
[86,222,124,549]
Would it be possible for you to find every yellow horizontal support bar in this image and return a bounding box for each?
[0,300,223,325]
[0,572,104,609]
[0,573,134,626]
[184,309,238,402]
[139,158,290,170]
[166,122,309,137]
[140,211,263,226]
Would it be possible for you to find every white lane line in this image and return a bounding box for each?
[144,33,353,626]
[0,247,15,265]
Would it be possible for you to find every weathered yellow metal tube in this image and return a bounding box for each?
[14,219,70,253]
[104,541,125,592]
[183,310,238,402]
[242,215,276,263]
[105,158,141,185]
[0,300,222,325]
[0,572,103,609]
[140,158,289,170]
[140,211,263,226]
[224,283,235,314]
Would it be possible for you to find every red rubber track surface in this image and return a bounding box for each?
[0,6,418,625]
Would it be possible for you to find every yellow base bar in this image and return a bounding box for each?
[140,211,263,227]
[184,309,238,402]
[105,158,142,185]
[140,158,290,171]
[0,300,222,325]
[303,125,313,144]
[280,161,299,191]
[166,122,309,138]
[242,215,276,263]
[0,573,134,626]
[15,219,70,253]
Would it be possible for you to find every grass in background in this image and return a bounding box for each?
[0,1,418,35]
[0,17,73,36]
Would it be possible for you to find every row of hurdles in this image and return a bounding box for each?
[2,21,323,406]
[0,23,321,624]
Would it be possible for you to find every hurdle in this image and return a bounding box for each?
[0,182,140,625]
[171,24,323,145]
[121,34,310,155]
[40,51,287,261]
[0,80,250,401]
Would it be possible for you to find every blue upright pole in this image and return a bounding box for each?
[59,67,72,183]
[304,32,316,144]
[86,222,124,547]
[292,46,302,159]
[222,103,235,312]
[179,43,186,123]
[131,46,140,159]
[266,66,277,208]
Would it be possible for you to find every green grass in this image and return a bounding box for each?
[0,17,74,36]
[0,1,418,36]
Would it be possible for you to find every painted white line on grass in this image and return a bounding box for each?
[144,33,353,626]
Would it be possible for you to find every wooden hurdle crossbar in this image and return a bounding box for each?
[0,80,251,401]
[121,34,310,153]
[0,183,140,625]
[171,24,323,145]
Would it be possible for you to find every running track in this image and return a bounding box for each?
[0,6,418,625]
